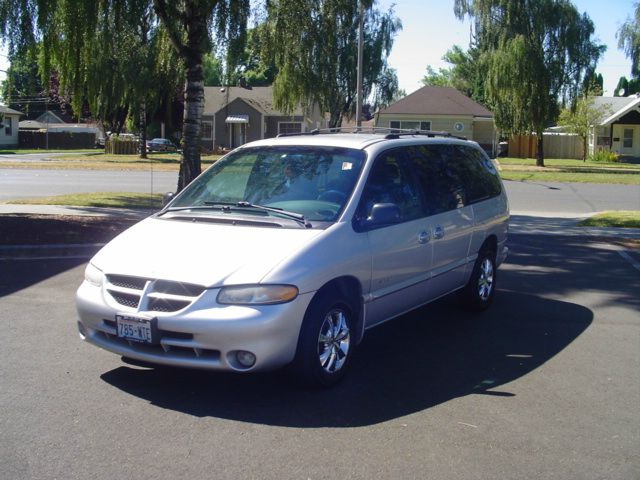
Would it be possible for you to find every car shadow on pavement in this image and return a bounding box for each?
[0,257,88,298]
[100,290,592,428]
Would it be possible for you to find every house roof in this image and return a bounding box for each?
[0,105,23,116]
[204,86,304,116]
[378,86,493,118]
[596,94,640,125]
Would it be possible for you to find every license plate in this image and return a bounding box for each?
[115,314,156,344]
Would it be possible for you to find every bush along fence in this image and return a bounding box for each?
[105,137,140,154]
[19,131,96,149]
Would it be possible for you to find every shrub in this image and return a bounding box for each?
[588,150,619,163]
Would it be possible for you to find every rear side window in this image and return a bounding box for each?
[407,145,467,215]
[454,146,502,203]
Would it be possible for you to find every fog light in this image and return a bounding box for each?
[236,350,256,368]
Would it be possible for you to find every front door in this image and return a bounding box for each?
[613,125,640,156]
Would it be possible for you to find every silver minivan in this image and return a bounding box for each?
[76,131,509,386]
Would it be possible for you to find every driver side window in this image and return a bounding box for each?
[358,150,424,223]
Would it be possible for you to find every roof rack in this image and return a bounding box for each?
[276,126,467,140]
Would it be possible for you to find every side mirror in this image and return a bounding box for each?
[162,192,175,207]
[354,203,401,231]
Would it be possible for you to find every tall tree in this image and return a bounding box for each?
[618,2,640,79]
[0,0,249,190]
[422,45,486,104]
[262,0,401,127]
[454,0,605,166]
[153,0,249,190]
[614,76,640,96]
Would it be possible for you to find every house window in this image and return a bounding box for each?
[623,128,633,148]
[389,120,431,132]
[202,121,213,140]
[5,117,12,135]
[278,122,302,135]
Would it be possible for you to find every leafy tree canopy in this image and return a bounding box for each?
[454,0,605,166]
[614,76,640,96]
[618,2,640,79]
[262,0,402,127]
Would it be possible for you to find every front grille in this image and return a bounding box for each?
[147,298,191,312]
[107,275,148,290]
[104,275,205,313]
[107,291,140,308]
[154,280,205,297]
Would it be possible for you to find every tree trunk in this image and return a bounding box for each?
[176,5,207,192]
[139,102,148,159]
[536,132,545,167]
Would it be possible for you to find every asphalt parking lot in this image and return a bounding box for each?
[1,228,639,479]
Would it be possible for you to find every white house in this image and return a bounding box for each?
[0,105,23,148]
[589,94,640,157]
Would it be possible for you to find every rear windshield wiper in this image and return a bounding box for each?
[212,201,312,228]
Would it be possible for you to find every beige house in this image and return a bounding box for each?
[375,86,496,155]
[0,105,23,148]
[201,86,325,151]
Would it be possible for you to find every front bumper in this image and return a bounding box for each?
[76,280,314,372]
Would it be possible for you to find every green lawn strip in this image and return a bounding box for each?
[0,148,98,154]
[500,170,640,185]
[7,192,163,209]
[498,157,640,172]
[579,211,640,228]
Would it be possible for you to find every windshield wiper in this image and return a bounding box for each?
[163,201,312,228]
[226,201,312,228]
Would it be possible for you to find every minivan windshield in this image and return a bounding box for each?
[169,146,366,223]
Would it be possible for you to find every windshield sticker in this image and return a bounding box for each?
[342,162,353,171]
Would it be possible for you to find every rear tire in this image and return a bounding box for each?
[291,289,355,388]
[461,249,496,311]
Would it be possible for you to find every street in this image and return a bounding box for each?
[1,167,639,213]
[0,230,638,479]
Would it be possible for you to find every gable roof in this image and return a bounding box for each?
[596,94,640,125]
[0,105,23,116]
[204,86,304,116]
[378,86,493,118]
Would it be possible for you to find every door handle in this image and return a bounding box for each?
[433,225,445,240]
[418,230,431,244]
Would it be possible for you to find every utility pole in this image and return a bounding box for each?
[355,0,364,130]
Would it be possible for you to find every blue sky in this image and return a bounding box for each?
[0,0,636,97]
[382,0,636,96]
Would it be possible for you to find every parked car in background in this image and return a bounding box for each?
[146,138,177,152]
[76,129,509,387]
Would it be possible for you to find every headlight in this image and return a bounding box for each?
[217,285,298,305]
[84,263,104,287]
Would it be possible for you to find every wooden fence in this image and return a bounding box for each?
[508,133,584,159]
[105,137,140,154]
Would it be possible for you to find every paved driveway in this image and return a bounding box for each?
[0,230,638,479]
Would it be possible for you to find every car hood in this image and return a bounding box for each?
[90,216,324,287]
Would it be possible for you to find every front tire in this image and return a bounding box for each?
[461,249,496,311]
[291,290,355,387]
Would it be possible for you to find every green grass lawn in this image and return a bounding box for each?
[0,148,98,154]
[0,152,223,171]
[7,192,163,209]
[579,211,640,228]
[497,157,640,184]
